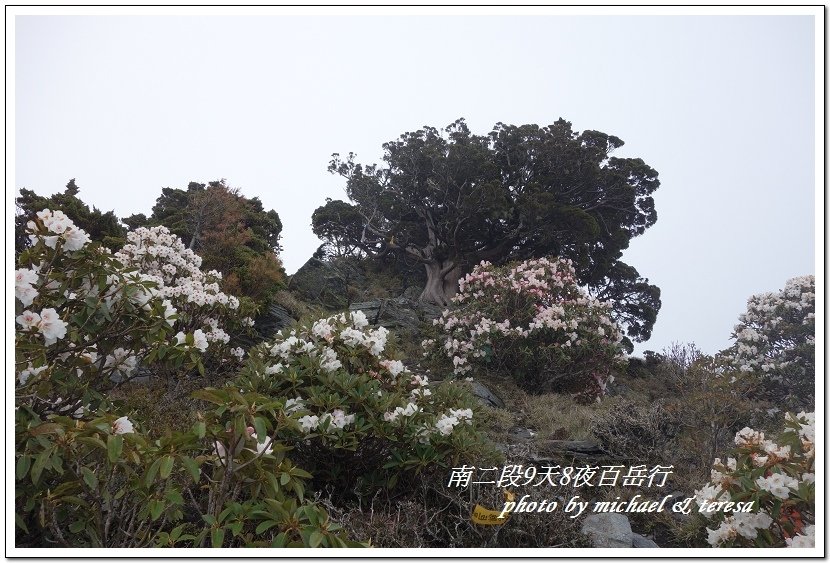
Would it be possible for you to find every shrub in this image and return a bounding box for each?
[15,210,360,548]
[589,398,681,464]
[236,311,489,496]
[719,276,815,409]
[113,224,258,371]
[425,257,627,401]
[15,210,200,414]
[694,411,814,548]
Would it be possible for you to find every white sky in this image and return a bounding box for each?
[10,8,821,356]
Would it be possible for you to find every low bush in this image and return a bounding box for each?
[425,257,627,401]
[589,399,681,465]
[694,411,814,548]
[236,310,492,497]
[14,210,361,548]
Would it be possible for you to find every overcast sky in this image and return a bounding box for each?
[12,9,820,356]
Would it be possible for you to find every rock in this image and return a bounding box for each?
[349,297,442,336]
[289,257,364,310]
[581,514,633,548]
[508,427,536,440]
[538,440,607,457]
[349,299,383,323]
[401,286,421,300]
[254,304,295,340]
[631,533,659,548]
[470,381,506,409]
[606,381,632,397]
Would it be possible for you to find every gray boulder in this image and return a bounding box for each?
[254,304,295,339]
[631,533,659,548]
[581,513,633,548]
[470,381,506,409]
[349,297,442,336]
[289,257,364,310]
[538,440,607,457]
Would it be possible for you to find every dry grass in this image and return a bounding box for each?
[316,465,592,548]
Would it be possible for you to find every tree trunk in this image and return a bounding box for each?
[420,261,463,306]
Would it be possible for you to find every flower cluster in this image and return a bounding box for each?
[16,307,68,346]
[25,209,91,252]
[719,276,815,408]
[14,211,221,399]
[113,225,254,363]
[426,257,626,400]
[237,311,483,491]
[695,411,815,548]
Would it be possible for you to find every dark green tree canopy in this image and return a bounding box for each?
[15,179,126,254]
[132,180,283,255]
[311,198,366,257]
[318,118,662,344]
[130,179,286,305]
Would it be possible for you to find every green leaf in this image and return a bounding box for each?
[387,472,399,490]
[211,527,225,548]
[107,435,123,463]
[81,467,98,490]
[16,456,31,481]
[31,448,51,485]
[255,520,279,535]
[193,421,206,439]
[279,472,291,486]
[181,456,201,483]
[308,530,323,548]
[29,422,63,436]
[15,513,29,533]
[69,519,85,533]
[192,389,226,405]
[253,417,267,441]
[271,532,288,547]
[145,457,162,486]
[149,499,164,521]
[159,456,174,479]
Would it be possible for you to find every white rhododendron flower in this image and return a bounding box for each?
[16,310,41,330]
[298,415,320,432]
[319,347,342,372]
[786,525,815,548]
[112,416,135,435]
[755,472,799,500]
[248,433,273,456]
[321,409,355,430]
[37,308,68,345]
[17,364,48,386]
[192,329,209,352]
[379,359,405,377]
[104,347,138,378]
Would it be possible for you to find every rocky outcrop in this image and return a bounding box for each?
[348,297,442,336]
[288,257,364,310]
[254,304,295,340]
[631,533,660,548]
[581,514,633,548]
[470,381,506,409]
[537,440,608,457]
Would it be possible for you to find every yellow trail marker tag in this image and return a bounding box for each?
[471,504,510,525]
[471,490,515,525]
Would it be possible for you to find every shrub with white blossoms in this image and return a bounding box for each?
[425,257,626,401]
[236,310,486,493]
[720,276,815,409]
[114,225,256,365]
[14,210,209,414]
[694,411,815,548]
[16,210,361,548]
